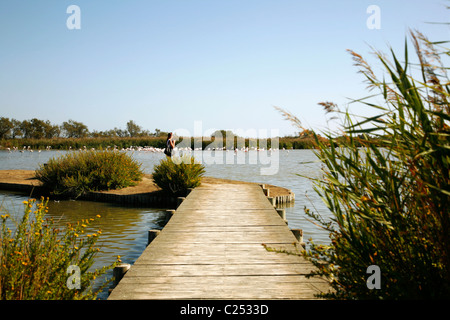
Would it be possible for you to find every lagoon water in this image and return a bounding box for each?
[0,149,332,299]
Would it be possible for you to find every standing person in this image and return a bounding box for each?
[164,132,175,157]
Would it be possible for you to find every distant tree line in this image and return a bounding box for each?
[0,117,168,140]
[1,116,371,150]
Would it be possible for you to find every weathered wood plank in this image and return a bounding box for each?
[123,263,317,277]
[108,275,328,300]
[118,275,327,288]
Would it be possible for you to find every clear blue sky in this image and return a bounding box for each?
[1,0,449,137]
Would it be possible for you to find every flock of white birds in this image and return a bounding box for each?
[4,145,287,153]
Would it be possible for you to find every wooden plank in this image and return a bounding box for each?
[108,183,329,300]
[109,274,329,300]
[147,233,296,244]
[133,254,311,265]
[157,225,290,232]
[122,263,316,277]
[117,275,327,287]
[138,244,296,254]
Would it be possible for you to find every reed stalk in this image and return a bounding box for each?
[276,29,450,299]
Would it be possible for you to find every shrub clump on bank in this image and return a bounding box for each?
[152,155,205,196]
[0,197,118,299]
[35,150,144,198]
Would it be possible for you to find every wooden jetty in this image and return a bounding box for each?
[0,170,294,207]
[108,183,329,300]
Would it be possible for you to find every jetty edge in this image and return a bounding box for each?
[0,170,295,207]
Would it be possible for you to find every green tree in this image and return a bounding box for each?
[44,120,60,139]
[10,119,22,138]
[30,118,47,139]
[19,118,48,139]
[0,117,13,139]
[113,127,127,138]
[62,119,89,138]
[126,120,142,137]
[154,128,168,137]
[20,120,33,139]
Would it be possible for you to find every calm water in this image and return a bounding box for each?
[0,149,332,299]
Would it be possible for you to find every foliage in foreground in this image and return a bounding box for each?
[277,30,450,299]
[0,198,118,299]
[35,150,144,199]
[152,155,205,196]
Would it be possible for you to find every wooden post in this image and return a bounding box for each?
[291,229,306,248]
[267,197,275,207]
[276,208,288,224]
[177,197,185,208]
[113,263,131,287]
[165,209,175,224]
[263,188,270,197]
[148,229,160,245]
[276,208,285,220]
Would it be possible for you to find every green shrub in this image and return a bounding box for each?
[0,197,118,299]
[152,155,205,196]
[35,150,144,198]
[277,30,450,299]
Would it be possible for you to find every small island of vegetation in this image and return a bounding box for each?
[34,149,144,199]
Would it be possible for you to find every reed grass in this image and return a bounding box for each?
[35,150,144,199]
[276,29,450,299]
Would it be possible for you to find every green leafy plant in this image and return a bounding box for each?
[152,155,205,196]
[0,197,119,299]
[276,29,450,299]
[35,150,144,198]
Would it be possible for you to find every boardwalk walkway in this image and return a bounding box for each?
[108,183,329,299]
